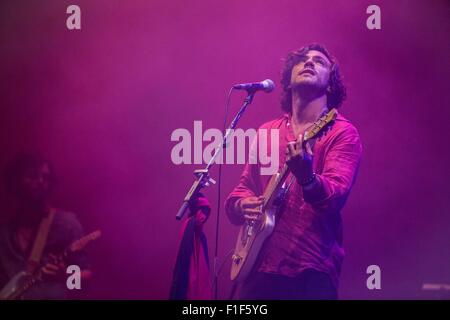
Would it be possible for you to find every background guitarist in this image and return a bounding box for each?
[0,153,92,299]
[225,44,362,299]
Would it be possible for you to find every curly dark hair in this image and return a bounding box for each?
[4,153,56,194]
[280,43,346,113]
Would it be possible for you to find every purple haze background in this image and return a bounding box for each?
[0,0,449,299]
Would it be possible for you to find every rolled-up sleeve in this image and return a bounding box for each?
[225,162,263,225]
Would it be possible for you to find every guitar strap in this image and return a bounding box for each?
[27,208,56,273]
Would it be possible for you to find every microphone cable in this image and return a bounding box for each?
[212,87,234,300]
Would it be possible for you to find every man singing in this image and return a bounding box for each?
[225,44,362,300]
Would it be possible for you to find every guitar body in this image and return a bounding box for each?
[231,170,290,282]
[230,206,277,282]
[0,271,34,300]
[230,108,338,282]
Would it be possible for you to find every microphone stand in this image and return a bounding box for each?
[175,91,255,299]
[175,90,255,220]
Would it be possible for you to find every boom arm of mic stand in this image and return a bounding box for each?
[175,91,255,220]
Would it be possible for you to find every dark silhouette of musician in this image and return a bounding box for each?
[0,153,92,299]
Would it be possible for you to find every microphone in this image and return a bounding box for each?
[233,79,275,93]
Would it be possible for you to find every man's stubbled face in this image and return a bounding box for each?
[290,49,332,94]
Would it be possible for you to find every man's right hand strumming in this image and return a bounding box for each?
[236,196,264,222]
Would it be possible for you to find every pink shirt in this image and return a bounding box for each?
[225,112,362,288]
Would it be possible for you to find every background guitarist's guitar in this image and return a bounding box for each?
[230,109,337,282]
[0,230,101,300]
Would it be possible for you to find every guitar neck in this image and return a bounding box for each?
[261,135,316,208]
[262,164,290,208]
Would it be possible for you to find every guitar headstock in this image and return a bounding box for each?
[69,230,101,253]
[303,108,337,142]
